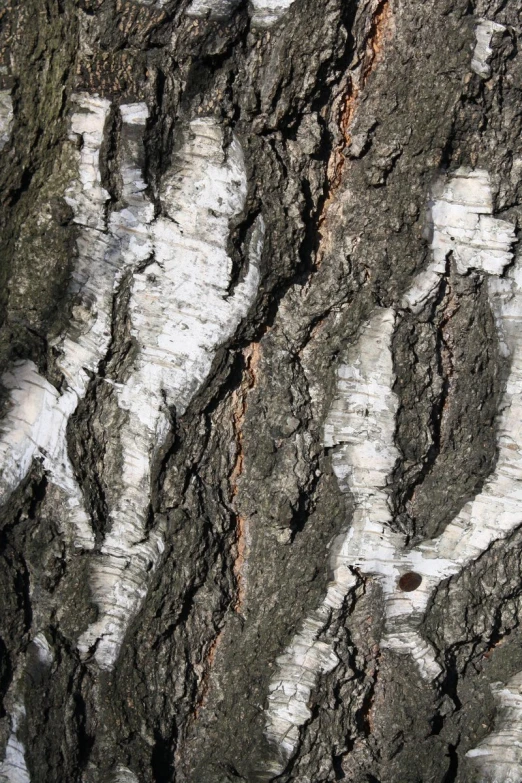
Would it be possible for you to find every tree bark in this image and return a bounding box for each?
[1,1,522,781]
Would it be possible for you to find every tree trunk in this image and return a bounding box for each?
[1,0,522,781]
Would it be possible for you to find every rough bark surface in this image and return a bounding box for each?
[1,1,522,782]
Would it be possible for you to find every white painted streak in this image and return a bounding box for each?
[78,117,261,670]
[467,673,522,782]
[265,169,517,769]
[472,19,505,79]
[0,90,13,151]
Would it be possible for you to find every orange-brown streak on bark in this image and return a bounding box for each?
[362,0,393,82]
[189,346,263,726]
[230,342,262,612]
[316,0,393,266]
[327,77,359,197]
[188,344,263,727]
[483,636,508,661]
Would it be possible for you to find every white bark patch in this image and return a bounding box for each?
[185,0,241,18]
[58,95,147,395]
[0,362,59,494]
[111,765,140,783]
[431,169,513,277]
[264,169,517,769]
[0,705,30,783]
[0,635,54,783]
[250,0,296,27]
[383,186,519,678]
[403,168,515,313]
[467,673,522,782]
[0,96,158,556]
[0,97,261,671]
[79,117,261,670]
[0,89,13,150]
[265,612,339,766]
[472,19,505,79]
[322,310,446,680]
[0,94,114,549]
[333,173,517,672]
[0,362,95,550]
[184,0,296,26]
[265,310,397,773]
[31,633,54,667]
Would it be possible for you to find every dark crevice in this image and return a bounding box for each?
[68,260,137,544]
[332,753,346,779]
[68,379,111,545]
[216,3,363,352]
[227,207,262,297]
[74,688,95,769]
[439,647,463,714]
[151,578,205,649]
[289,470,320,541]
[14,558,32,636]
[100,103,122,212]
[151,725,177,783]
[0,636,12,717]
[26,474,49,520]
[442,742,459,783]
[2,165,35,209]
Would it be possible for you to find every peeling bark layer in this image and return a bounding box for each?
[2,1,522,782]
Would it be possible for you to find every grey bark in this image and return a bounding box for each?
[1,1,522,782]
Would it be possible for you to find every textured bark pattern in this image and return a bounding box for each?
[1,1,522,782]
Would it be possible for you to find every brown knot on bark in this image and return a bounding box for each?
[398,572,422,592]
